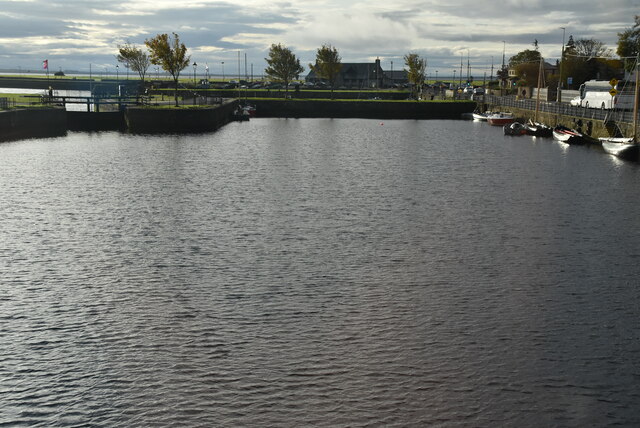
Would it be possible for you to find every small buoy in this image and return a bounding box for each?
[380,122,384,125]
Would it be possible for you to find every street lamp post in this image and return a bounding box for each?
[557,27,566,103]
[193,62,197,85]
[501,41,506,96]
[116,64,119,80]
[459,52,463,87]
[453,69,456,98]
[221,61,225,81]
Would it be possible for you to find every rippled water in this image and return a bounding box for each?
[1,119,639,427]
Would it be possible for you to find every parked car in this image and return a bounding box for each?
[473,87,485,95]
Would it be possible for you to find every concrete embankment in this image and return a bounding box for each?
[251,99,475,119]
[68,111,125,131]
[2,98,473,143]
[0,108,67,142]
[2,100,239,141]
[125,99,238,133]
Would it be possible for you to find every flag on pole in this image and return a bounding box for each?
[43,59,48,70]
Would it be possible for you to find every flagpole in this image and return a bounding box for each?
[44,59,49,87]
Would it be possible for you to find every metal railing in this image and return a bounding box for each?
[484,94,637,124]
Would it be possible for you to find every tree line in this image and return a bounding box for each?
[498,15,640,90]
[118,16,640,105]
[117,35,430,105]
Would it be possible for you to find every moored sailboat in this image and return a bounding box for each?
[553,125,599,145]
[525,58,553,138]
[504,122,527,135]
[599,57,639,161]
[600,138,639,160]
[525,120,553,137]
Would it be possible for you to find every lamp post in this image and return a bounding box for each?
[453,69,456,98]
[501,41,506,96]
[435,70,438,82]
[557,27,566,103]
[193,62,197,85]
[116,64,119,80]
[221,61,225,81]
[390,60,393,88]
[459,52,463,87]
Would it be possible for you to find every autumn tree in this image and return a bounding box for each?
[496,66,509,83]
[309,44,342,98]
[145,33,190,106]
[404,53,426,99]
[617,15,640,71]
[265,43,304,97]
[506,48,542,86]
[513,62,540,87]
[563,37,616,86]
[117,42,151,85]
[574,38,612,58]
[508,49,541,67]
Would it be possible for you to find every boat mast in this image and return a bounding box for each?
[535,57,543,123]
[633,56,639,142]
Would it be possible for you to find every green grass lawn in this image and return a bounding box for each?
[0,92,46,108]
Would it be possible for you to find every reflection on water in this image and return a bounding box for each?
[1,120,639,427]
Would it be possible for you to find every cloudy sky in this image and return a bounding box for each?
[0,0,638,78]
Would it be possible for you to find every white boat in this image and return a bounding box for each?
[472,111,488,121]
[552,125,597,145]
[487,112,514,126]
[600,137,639,161]
[599,56,639,161]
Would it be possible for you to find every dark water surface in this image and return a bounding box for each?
[1,119,639,427]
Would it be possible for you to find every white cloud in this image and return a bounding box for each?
[0,0,638,73]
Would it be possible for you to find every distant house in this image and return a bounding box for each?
[385,70,409,87]
[306,58,407,88]
[507,61,558,86]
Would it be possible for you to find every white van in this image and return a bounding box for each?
[573,80,617,109]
